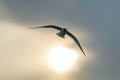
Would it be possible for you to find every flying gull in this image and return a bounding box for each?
[29,25,87,57]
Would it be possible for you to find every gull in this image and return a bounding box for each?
[29,25,87,57]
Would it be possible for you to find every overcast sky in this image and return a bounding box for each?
[0,0,120,80]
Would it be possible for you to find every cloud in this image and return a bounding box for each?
[0,19,61,79]
[2,0,77,26]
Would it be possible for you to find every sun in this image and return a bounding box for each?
[47,45,78,72]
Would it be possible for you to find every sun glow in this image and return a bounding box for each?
[47,45,78,72]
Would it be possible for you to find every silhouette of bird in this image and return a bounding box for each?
[29,25,87,57]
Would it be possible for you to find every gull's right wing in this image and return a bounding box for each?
[29,25,62,30]
[66,31,87,58]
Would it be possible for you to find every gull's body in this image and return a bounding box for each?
[56,28,67,38]
[29,25,87,57]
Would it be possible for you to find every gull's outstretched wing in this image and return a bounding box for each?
[66,31,87,57]
[29,25,62,30]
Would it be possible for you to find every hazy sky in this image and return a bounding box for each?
[0,0,120,80]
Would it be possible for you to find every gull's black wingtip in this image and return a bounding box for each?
[84,54,88,60]
[82,51,88,59]
[28,27,38,29]
[28,27,40,29]
[28,26,46,29]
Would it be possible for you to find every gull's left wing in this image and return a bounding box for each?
[66,31,87,57]
[29,25,62,30]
